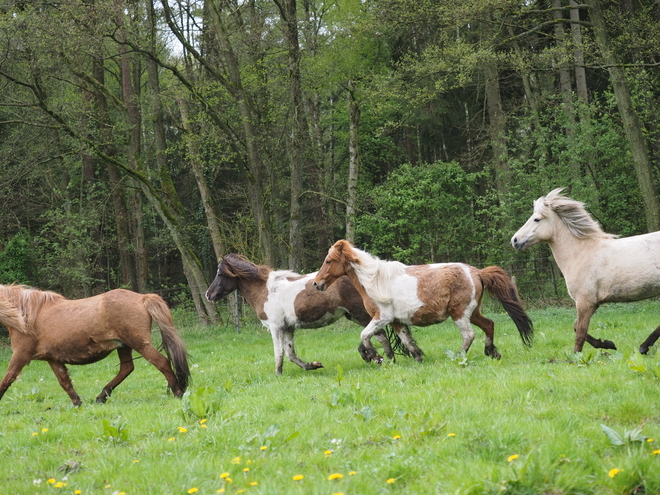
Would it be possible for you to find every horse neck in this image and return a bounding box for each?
[235,267,270,314]
[546,221,598,278]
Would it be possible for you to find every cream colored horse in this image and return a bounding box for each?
[512,188,660,353]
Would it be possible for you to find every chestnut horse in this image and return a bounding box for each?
[313,240,533,363]
[512,188,660,354]
[205,254,413,374]
[0,286,190,406]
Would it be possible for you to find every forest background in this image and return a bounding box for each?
[0,0,659,324]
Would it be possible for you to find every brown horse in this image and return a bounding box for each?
[313,240,533,363]
[205,254,414,374]
[0,285,190,406]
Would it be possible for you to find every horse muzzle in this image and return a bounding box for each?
[313,281,326,291]
[511,236,526,250]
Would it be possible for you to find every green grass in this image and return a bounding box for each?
[2,301,660,494]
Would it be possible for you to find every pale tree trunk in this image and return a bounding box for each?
[569,0,588,104]
[585,0,660,232]
[483,61,508,194]
[274,0,306,271]
[346,80,359,242]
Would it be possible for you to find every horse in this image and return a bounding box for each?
[205,254,414,374]
[512,187,660,354]
[0,285,190,406]
[313,240,534,363]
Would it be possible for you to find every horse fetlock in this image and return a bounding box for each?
[485,345,501,360]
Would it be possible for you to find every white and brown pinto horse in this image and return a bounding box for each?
[512,188,660,354]
[313,240,534,363]
[205,254,411,374]
[0,286,190,406]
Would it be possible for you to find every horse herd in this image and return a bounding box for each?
[1,188,660,406]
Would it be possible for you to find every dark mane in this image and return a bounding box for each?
[221,254,269,280]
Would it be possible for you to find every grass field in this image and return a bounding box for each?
[1,300,660,494]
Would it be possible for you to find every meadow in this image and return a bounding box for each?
[1,300,660,494]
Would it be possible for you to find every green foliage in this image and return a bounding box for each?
[600,423,650,447]
[627,352,660,380]
[101,418,129,444]
[180,386,222,421]
[355,161,481,263]
[0,229,34,285]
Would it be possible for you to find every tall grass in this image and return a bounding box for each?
[1,301,660,494]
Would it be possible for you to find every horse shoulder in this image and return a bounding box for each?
[262,272,309,327]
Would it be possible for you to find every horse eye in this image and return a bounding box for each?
[325,260,331,264]
[534,218,541,223]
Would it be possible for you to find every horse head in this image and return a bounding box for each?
[205,254,242,301]
[313,240,359,291]
[511,188,565,250]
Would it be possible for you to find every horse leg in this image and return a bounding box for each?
[453,314,476,355]
[470,309,501,359]
[374,329,395,360]
[574,302,597,353]
[0,351,32,401]
[96,347,135,403]
[639,325,660,355]
[47,361,82,406]
[282,329,323,371]
[359,320,388,364]
[585,333,617,350]
[133,344,185,397]
[393,323,424,362]
[270,328,286,375]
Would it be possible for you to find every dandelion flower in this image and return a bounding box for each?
[168,437,176,442]
[652,449,660,455]
[74,490,81,494]
[609,468,622,478]
[200,424,207,429]
[220,472,230,479]
[324,449,333,456]
[250,482,258,486]
[217,490,225,494]
[200,419,207,424]
[331,493,344,495]
[32,432,39,437]
[386,478,396,484]
[41,428,48,433]
[447,433,456,437]
[243,467,250,473]
[646,437,653,442]
[349,471,356,476]
[188,488,199,494]
[292,475,304,481]
[393,434,401,440]
[507,454,519,462]
[48,479,56,484]
[260,445,268,451]
[133,460,139,463]
[178,427,188,433]
[328,473,343,480]
[231,457,241,464]
[54,482,67,488]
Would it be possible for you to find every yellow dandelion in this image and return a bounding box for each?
[647,437,654,442]
[386,478,396,484]
[652,449,660,455]
[201,424,207,429]
[348,471,356,476]
[225,478,233,483]
[249,482,258,486]
[243,467,250,473]
[507,454,519,462]
[41,428,48,433]
[48,479,56,484]
[393,434,401,440]
[292,474,304,481]
[260,445,268,450]
[328,473,343,480]
[324,449,333,455]
[447,433,456,437]
[200,419,207,424]
[54,482,67,488]
[609,468,622,478]
[237,490,245,494]
[168,437,176,442]
[247,460,253,464]
[178,427,188,433]
[74,491,81,495]
[104,485,111,489]
[231,457,241,464]
[220,472,230,479]
[188,489,199,494]
[332,493,345,495]
[32,432,38,437]
[217,490,225,494]
[133,460,139,463]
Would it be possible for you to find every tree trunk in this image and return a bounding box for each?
[346,80,359,242]
[569,0,588,104]
[483,60,508,193]
[585,0,660,232]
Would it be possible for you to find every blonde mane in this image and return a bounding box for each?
[0,285,64,334]
[540,188,617,240]
[345,244,406,304]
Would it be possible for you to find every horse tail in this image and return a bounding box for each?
[142,294,191,392]
[0,296,27,334]
[479,266,534,347]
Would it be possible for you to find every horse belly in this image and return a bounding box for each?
[33,337,122,364]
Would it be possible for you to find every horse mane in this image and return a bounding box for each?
[337,241,406,304]
[221,254,269,281]
[541,188,617,240]
[0,284,64,334]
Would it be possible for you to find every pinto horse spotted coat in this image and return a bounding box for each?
[313,240,533,363]
[0,286,190,406]
[205,254,411,374]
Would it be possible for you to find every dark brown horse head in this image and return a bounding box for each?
[313,240,360,291]
[205,254,261,301]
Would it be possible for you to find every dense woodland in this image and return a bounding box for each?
[0,0,659,322]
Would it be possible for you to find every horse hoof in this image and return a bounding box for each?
[639,346,649,355]
[604,340,617,350]
[373,355,384,364]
